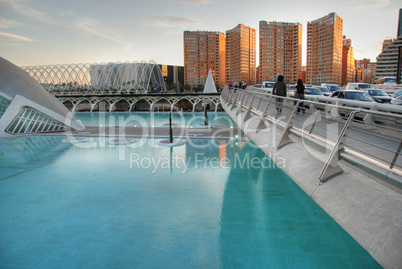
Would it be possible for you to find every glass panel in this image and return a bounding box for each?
[0,95,12,119]
[5,107,67,135]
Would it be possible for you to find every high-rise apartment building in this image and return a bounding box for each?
[259,21,302,84]
[398,8,402,37]
[307,12,343,85]
[376,9,402,83]
[183,31,226,89]
[341,36,355,85]
[226,24,256,86]
[382,39,395,52]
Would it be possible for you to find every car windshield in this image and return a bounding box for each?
[316,87,329,92]
[264,82,275,88]
[305,88,322,95]
[346,92,373,101]
[358,84,374,90]
[394,91,402,98]
[368,90,387,96]
[328,85,339,92]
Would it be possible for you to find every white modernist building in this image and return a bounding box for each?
[0,57,85,137]
[21,61,165,94]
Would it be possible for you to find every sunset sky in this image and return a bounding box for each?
[0,0,400,67]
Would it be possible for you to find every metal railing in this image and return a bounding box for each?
[221,87,402,185]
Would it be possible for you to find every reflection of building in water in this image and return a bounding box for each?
[183,139,250,168]
[0,136,70,176]
[219,140,227,165]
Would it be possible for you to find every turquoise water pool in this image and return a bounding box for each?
[0,136,380,268]
[73,112,235,127]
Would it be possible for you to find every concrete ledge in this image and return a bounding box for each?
[222,98,402,269]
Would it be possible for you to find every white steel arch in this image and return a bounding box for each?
[20,61,165,94]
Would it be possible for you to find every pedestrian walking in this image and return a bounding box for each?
[272,75,286,113]
[295,79,306,114]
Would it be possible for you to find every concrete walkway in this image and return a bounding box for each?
[54,125,245,141]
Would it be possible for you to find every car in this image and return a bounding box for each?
[287,85,296,97]
[345,83,375,91]
[391,90,402,98]
[262,81,275,89]
[364,89,392,103]
[297,87,323,101]
[331,90,374,102]
[321,83,340,92]
[376,76,396,85]
[313,86,331,96]
[390,95,402,105]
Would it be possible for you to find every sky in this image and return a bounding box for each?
[0,0,400,67]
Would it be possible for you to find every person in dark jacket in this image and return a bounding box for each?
[272,75,286,113]
[295,78,305,114]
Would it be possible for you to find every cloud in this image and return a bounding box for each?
[0,18,22,29]
[348,0,384,6]
[74,18,133,51]
[0,31,34,41]
[172,0,212,4]
[142,15,201,28]
[0,0,60,24]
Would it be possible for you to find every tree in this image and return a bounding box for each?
[196,84,203,92]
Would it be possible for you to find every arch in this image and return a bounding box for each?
[112,99,130,112]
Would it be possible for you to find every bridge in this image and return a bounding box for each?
[54,92,222,113]
[220,86,402,269]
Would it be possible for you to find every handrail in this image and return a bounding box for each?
[222,87,402,185]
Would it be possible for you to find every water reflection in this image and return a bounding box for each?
[0,136,71,180]
[219,143,381,268]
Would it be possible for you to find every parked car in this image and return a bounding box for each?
[390,95,402,105]
[331,90,374,102]
[313,86,331,96]
[303,87,323,100]
[287,85,296,97]
[345,83,375,91]
[321,83,340,92]
[391,90,402,98]
[364,89,392,103]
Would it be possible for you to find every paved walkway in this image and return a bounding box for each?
[60,125,245,140]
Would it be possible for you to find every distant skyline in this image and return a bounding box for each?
[0,0,400,67]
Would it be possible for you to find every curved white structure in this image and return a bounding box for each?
[0,57,85,137]
[21,61,165,94]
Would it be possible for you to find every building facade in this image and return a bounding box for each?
[382,39,395,52]
[376,9,402,83]
[183,31,226,89]
[259,21,302,84]
[307,12,343,86]
[341,37,355,86]
[375,36,402,82]
[226,24,257,86]
[160,65,184,92]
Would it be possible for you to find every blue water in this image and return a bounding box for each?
[0,136,380,268]
[73,112,235,128]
